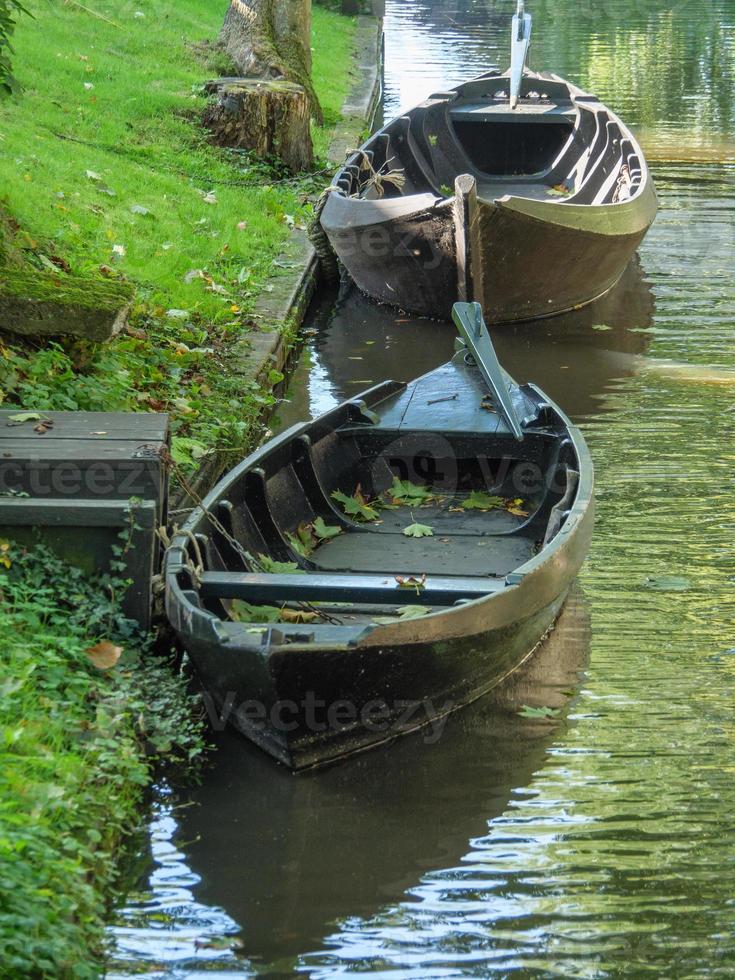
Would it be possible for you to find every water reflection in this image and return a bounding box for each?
[108,594,590,978]
[277,257,655,430]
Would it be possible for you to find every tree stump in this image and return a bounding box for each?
[202,78,313,173]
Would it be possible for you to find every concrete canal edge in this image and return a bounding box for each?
[176,14,383,507]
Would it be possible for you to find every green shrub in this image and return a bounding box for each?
[0,542,206,978]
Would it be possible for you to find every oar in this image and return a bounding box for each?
[452,302,525,442]
[509,0,532,110]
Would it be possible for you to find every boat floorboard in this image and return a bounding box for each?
[312,505,534,577]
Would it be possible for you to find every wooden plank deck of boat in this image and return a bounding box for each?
[311,503,533,577]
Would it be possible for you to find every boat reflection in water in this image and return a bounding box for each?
[279,256,654,431]
[174,590,590,969]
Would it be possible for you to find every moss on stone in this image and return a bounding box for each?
[0,270,134,342]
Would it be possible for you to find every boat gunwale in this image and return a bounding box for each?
[322,69,655,229]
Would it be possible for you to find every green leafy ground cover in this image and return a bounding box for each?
[0,0,356,464]
[0,541,207,978]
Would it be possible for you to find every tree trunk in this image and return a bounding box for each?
[203,78,313,173]
[218,0,323,124]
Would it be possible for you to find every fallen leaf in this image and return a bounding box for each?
[547,184,572,197]
[203,191,217,205]
[395,573,427,593]
[85,169,102,182]
[286,525,315,559]
[403,522,434,538]
[375,604,431,624]
[230,600,282,623]
[6,412,43,425]
[396,604,430,619]
[280,608,318,624]
[460,491,505,511]
[130,204,152,216]
[386,478,434,505]
[312,516,341,541]
[517,704,560,719]
[332,488,380,522]
[86,641,123,670]
[257,554,304,574]
[643,575,691,592]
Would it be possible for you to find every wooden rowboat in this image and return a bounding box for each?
[164,303,594,769]
[319,8,657,323]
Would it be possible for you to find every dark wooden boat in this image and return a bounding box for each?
[164,303,594,770]
[319,6,657,323]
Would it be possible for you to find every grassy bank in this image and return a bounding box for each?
[0,542,206,978]
[0,0,357,465]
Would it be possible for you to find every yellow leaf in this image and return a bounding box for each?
[85,641,123,670]
[280,608,318,624]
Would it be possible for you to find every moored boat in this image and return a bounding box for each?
[319,4,657,323]
[164,303,594,769]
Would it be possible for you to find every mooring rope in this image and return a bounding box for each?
[345,148,406,198]
[308,186,341,285]
[307,149,407,286]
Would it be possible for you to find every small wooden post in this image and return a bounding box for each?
[453,173,486,307]
[454,174,477,303]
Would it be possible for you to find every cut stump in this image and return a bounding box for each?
[203,78,313,173]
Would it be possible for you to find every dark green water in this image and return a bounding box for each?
[109,1,735,976]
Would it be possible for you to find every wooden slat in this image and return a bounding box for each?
[0,411,169,441]
[0,497,156,527]
[199,570,503,606]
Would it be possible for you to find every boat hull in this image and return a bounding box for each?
[320,69,658,323]
[180,590,570,770]
[322,184,657,322]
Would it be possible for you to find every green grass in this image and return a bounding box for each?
[0,542,206,978]
[0,0,357,464]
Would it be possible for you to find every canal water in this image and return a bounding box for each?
[108,1,735,976]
